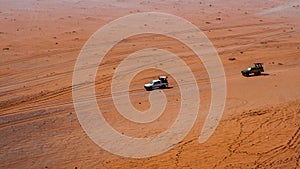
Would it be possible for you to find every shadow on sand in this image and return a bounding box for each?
[245,73,270,77]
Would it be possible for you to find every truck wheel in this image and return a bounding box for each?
[254,72,261,76]
[242,72,249,77]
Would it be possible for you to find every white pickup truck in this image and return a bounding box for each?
[144,76,168,91]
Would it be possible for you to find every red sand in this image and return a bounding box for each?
[0,0,299,168]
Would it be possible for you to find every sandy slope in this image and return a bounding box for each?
[0,0,299,168]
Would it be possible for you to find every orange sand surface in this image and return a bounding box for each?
[0,0,299,168]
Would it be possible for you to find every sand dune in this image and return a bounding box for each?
[0,0,299,168]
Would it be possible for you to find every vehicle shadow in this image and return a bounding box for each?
[144,87,174,92]
[246,73,270,77]
[260,73,270,76]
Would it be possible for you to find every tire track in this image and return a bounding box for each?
[202,21,284,32]
[0,86,72,113]
[254,127,300,168]
[213,101,300,168]
[0,47,80,67]
[0,107,72,129]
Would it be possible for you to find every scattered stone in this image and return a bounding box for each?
[216,17,221,20]
[139,102,141,104]
[278,63,283,65]
[205,21,211,24]
[228,57,236,61]
[3,47,9,50]
[240,51,244,54]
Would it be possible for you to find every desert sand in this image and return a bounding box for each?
[0,0,299,168]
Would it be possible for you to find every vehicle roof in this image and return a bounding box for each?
[152,80,161,82]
